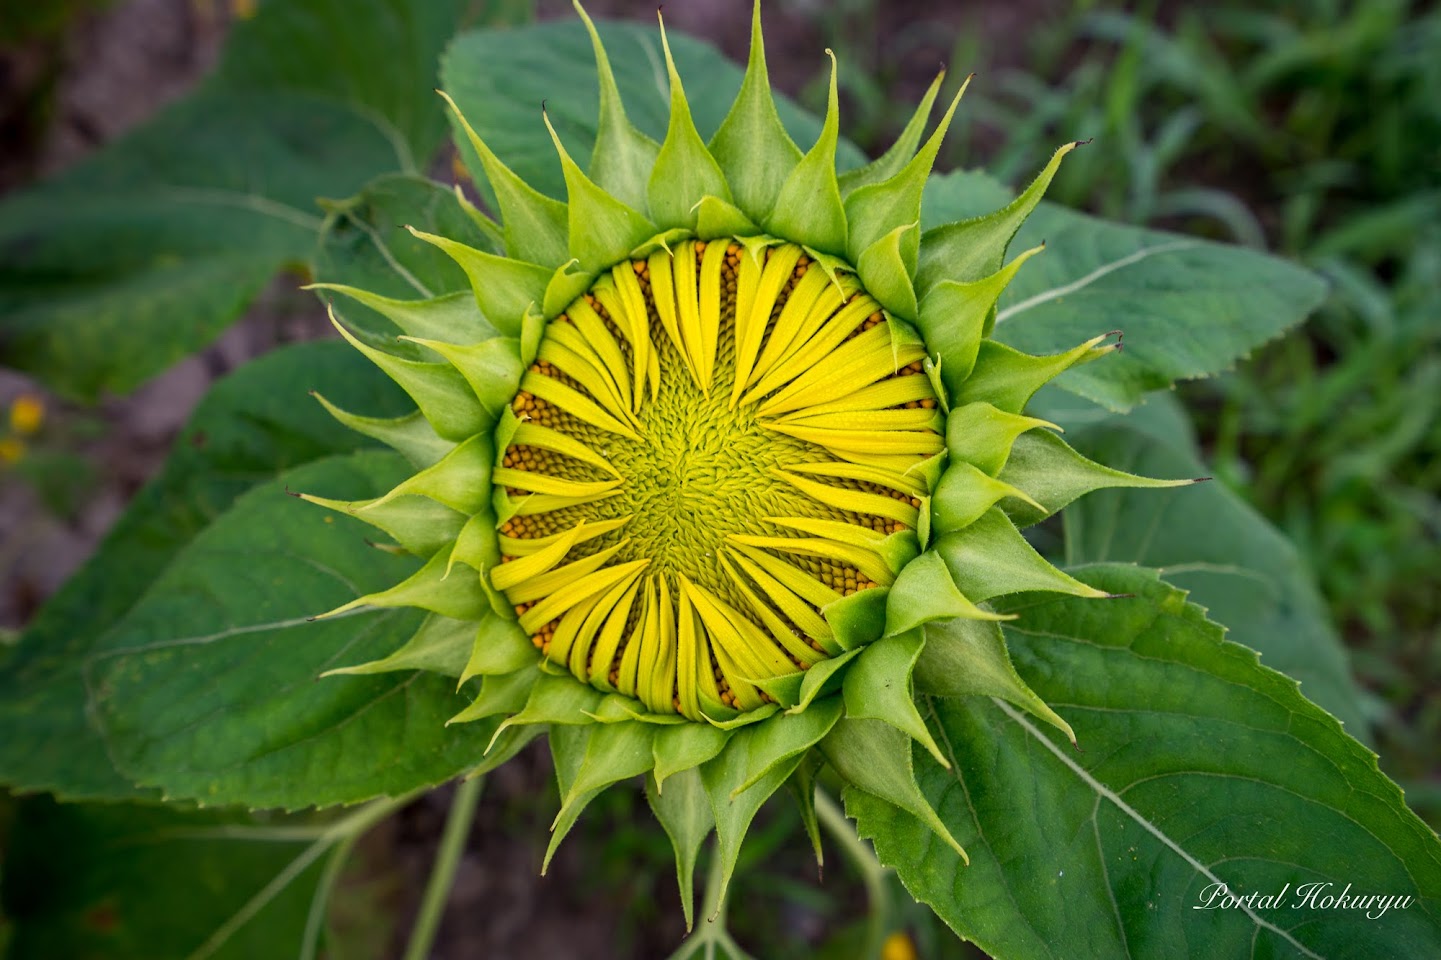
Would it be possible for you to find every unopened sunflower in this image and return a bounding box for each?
[301,0,1189,924]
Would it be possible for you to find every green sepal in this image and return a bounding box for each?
[783,648,863,713]
[922,355,950,414]
[543,260,594,319]
[629,227,693,259]
[916,140,1079,296]
[838,69,944,197]
[365,434,493,515]
[647,15,733,230]
[935,508,1111,602]
[766,50,846,256]
[318,547,488,621]
[919,244,1046,395]
[551,721,657,868]
[694,197,759,241]
[449,182,507,253]
[646,767,715,932]
[704,703,779,730]
[914,616,1076,744]
[310,399,454,469]
[732,696,842,797]
[786,753,825,873]
[701,725,810,913]
[447,664,540,725]
[932,460,1046,534]
[497,672,603,737]
[439,89,569,270]
[822,586,888,650]
[307,285,496,344]
[400,335,522,420]
[708,0,802,225]
[328,308,488,442]
[885,550,1010,634]
[653,721,731,789]
[574,0,659,211]
[447,511,501,581]
[956,335,1116,415]
[544,111,657,274]
[854,222,920,320]
[459,613,535,683]
[520,303,546,368]
[997,428,1199,527]
[323,613,474,679]
[544,724,602,874]
[411,231,546,334]
[876,529,921,575]
[821,717,967,862]
[845,76,967,273]
[842,630,948,768]
[945,401,1055,476]
[299,491,465,558]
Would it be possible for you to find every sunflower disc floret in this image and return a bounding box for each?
[302,0,1193,927]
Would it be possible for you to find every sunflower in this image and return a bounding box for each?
[300,0,1188,926]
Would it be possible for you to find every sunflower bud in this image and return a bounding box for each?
[303,0,1191,926]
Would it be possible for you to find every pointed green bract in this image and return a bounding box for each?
[708,0,801,225]
[324,614,474,679]
[998,428,1198,527]
[886,550,1010,632]
[912,616,1076,744]
[957,335,1115,414]
[407,229,549,338]
[647,767,714,932]
[319,548,489,621]
[937,509,1110,603]
[766,51,847,256]
[916,140,1080,297]
[855,222,920,320]
[401,335,522,418]
[842,631,949,768]
[919,243,1047,397]
[328,309,489,442]
[301,491,466,557]
[932,460,1046,533]
[544,111,657,274]
[838,70,946,196]
[820,718,967,861]
[647,14,732,230]
[439,90,570,270]
[574,1,659,211]
[946,401,1055,477]
[308,285,496,344]
[845,76,969,272]
[311,398,454,469]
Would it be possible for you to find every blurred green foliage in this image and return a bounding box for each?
[800,0,1439,816]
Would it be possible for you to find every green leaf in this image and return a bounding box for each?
[647,767,715,932]
[441,20,864,208]
[1039,388,1372,738]
[0,342,413,801]
[922,170,1328,411]
[1,795,397,960]
[848,566,1441,958]
[0,0,472,400]
[86,452,500,809]
[311,173,499,337]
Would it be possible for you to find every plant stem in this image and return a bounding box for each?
[402,776,485,960]
[815,790,890,960]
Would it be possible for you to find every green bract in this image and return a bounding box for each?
[302,0,1192,924]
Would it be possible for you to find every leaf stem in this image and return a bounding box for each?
[402,776,485,960]
[815,789,890,960]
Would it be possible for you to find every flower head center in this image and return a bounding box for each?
[492,239,941,720]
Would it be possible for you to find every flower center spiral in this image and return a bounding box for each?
[490,239,942,720]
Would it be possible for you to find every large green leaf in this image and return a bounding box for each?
[440,19,866,208]
[2,794,397,960]
[848,566,1441,959]
[1034,388,1371,738]
[312,173,490,309]
[921,171,1326,411]
[0,0,472,401]
[0,342,410,801]
[85,451,496,809]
